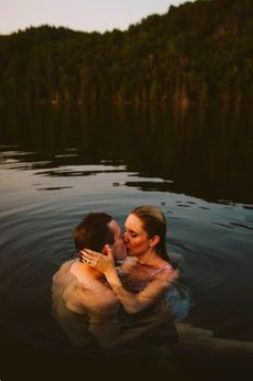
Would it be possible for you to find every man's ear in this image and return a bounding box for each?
[149,235,160,248]
[101,244,113,259]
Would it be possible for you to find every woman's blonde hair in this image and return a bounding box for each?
[131,205,169,262]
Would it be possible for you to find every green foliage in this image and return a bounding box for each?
[0,0,252,105]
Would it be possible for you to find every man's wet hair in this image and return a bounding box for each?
[74,212,115,253]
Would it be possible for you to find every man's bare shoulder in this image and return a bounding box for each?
[52,259,75,287]
[53,261,117,310]
[61,282,89,314]
[62,278,118,316]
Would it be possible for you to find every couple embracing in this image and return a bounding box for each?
[52,205,180,363]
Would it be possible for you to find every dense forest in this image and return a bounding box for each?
[0,0,253,105]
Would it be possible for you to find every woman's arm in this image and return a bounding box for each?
[104,265,178,314]
[80,247,179,314]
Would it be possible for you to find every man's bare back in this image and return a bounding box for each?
[52,259,120,348]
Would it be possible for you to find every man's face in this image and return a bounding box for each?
[108,219,127,260]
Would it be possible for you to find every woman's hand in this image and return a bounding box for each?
[80,245,115,274]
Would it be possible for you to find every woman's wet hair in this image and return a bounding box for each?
[74,212,115,253]
[131,205,172,264]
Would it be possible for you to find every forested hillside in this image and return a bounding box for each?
[0,0,253,105]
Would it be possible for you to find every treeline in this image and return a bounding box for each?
[1,0,253,105]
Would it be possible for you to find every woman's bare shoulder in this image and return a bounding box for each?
[151,263,178,283]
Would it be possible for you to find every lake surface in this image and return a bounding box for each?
[0,104,253,378]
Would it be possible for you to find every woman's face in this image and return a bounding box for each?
[124,213,151,257]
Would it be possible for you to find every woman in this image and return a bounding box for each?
[81,205,179,314]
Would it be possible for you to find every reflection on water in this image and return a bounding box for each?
[1,103,253,203]
[0,104,253,378]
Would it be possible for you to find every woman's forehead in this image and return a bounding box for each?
[125,214,144,231]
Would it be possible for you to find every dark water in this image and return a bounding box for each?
[0,104,253,378]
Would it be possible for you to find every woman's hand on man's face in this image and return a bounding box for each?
[80,245,115,274]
